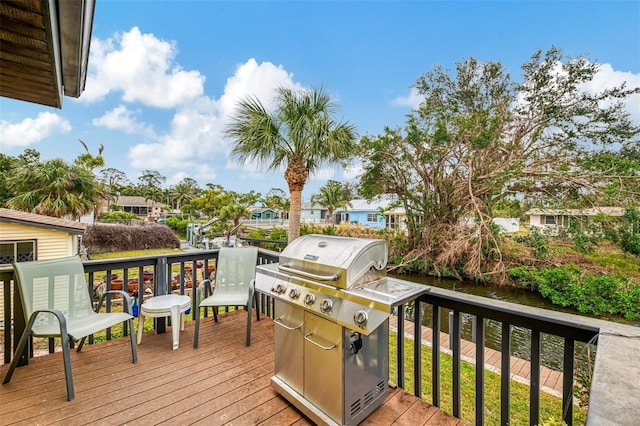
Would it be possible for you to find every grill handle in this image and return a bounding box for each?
[274,317,303,331]
[278,264,340,282]
[304,333,337,350]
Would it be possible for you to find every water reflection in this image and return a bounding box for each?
[392,273,631,371]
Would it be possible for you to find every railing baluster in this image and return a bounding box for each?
[563,338,575,425]
[530,330,541,425]
[475,315,485,426]
[501,322,511,426]
[432,303,441,407]
[397,304,405,389]
[452,310,461,418]
[414,300,422,398]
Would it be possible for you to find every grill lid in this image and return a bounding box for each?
[278,234,387,289]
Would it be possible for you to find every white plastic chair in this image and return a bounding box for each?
[193,246,259,347]
[2,256,137,400]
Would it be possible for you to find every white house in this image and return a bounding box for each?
[526,207,626,233]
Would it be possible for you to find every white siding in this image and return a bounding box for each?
[0,222,78,260]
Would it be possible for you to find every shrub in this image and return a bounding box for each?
[621,232,640,255]
[83,223,180,253]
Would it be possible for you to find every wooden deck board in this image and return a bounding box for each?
[1,311,461,426]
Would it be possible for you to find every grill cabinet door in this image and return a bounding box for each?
[304,311,343,423]
[274,300,304,395]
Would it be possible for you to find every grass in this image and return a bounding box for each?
[389,332,588,426]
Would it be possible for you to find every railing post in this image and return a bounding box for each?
[432,304,441,407]
[501,322,511,426]
[452,310,461,418]
[155,256,168,334]
[397,305,405,389]
[413,301,422,398]
[475,315,485,426]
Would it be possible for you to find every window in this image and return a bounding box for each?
[367,213,378,222]
[0,240,36,265]
[387,215,397,229]
[544,215,556,225]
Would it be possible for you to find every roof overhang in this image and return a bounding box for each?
[0,0,96,108]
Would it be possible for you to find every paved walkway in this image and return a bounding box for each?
[389,316,565,398]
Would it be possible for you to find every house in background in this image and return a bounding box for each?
[334,198,397,229]
[526,207,626,233]
[249,207,276,220]
[301,203,327,223]
[108,196,165,221]
[0,208,87,265]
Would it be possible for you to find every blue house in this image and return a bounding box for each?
[333,198,396,229]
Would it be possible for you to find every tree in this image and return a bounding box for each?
[225,86,358,242]
[99,168,131,192]
[311,180,352,223]
[6,157,102,218]
[169,178,200,210]
[138,170,166,190]
[263,188,289,223]
[359,47,639,282]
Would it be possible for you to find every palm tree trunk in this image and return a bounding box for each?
[288,190,302,242]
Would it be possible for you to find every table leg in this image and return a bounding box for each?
[180,312,186,331]
[171,305,180,350]
[137,311,144,345]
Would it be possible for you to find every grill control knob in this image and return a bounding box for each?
[304,293,316,305]
[354,310,368,326]
[288,288,300,299]
[320,298,333,313]
[273,283,286,294]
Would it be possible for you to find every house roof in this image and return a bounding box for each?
[249,207,275,214]
[0,208,87,235]
[301,202,325,210]
[526,207,627,217]
[334,197,397,213]
[114,196,159,207]
[0,0,96,108]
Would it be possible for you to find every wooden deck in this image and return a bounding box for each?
[1,311,463,425]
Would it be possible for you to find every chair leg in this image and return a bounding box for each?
[128,317,138,363]
[254,292,260,322]
[59,331,75,401]
[246,304,252,347]
[3,323,33,385]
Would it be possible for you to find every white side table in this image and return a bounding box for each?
[137,294,191,350]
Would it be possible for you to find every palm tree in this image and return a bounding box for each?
[169,178,200,211]
[225,86,358,242]
[311,180,352,224]
[7,158,101,218]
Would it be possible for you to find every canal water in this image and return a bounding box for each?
[390,273,639,371]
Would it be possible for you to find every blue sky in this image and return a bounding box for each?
[1,0,639,201]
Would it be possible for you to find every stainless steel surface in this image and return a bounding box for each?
[274,301,304,395]
[258,235,427,426]
[278,234,387,289]
[255,263,429,335]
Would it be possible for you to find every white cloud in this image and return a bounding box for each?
[391,87,422,109]
[581,63,640,125]
[80,27,205,108]
[93,105,157,138]
[127,57,302,172]
[0,112,71,149]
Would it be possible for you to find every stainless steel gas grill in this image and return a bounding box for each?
[255,234,430,426]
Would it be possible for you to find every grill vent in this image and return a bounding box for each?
[350,398,361,416]
[376,380,386,394]
[364,389,374,405]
